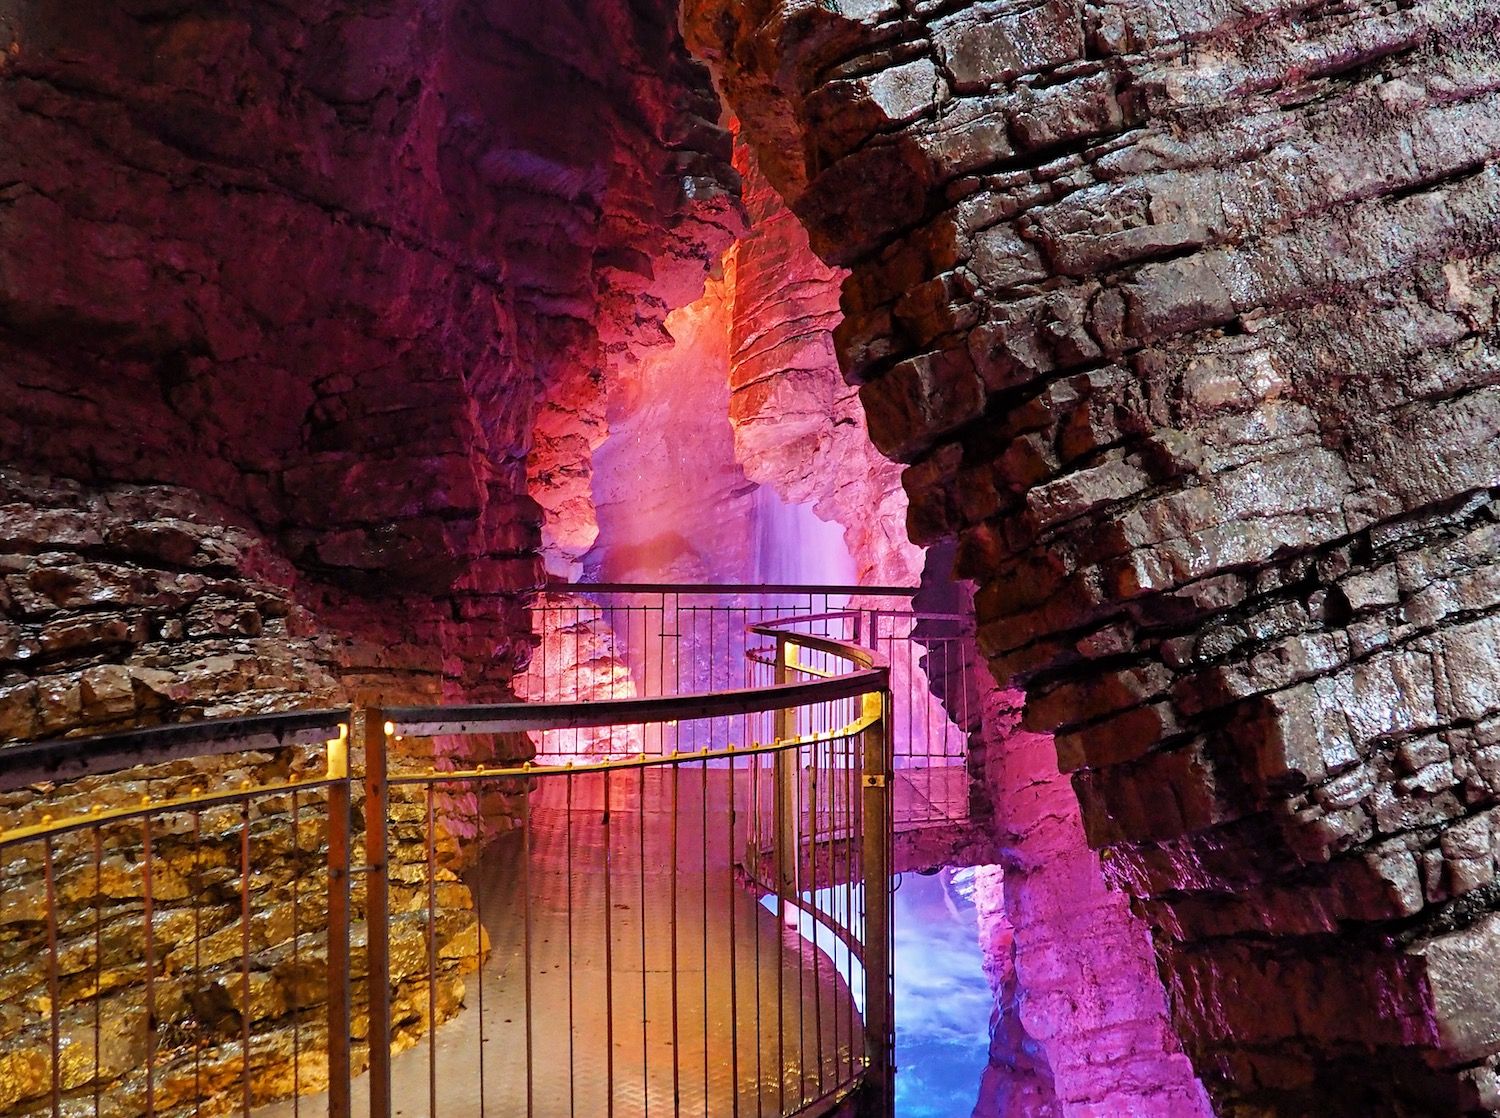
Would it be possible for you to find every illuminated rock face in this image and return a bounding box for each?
[975,679,1209,1117]
[726,141,922,588]
[686,1,1500,1113]
[590,136,1199,1113]
[0,0,738,721]
[7,0,1499,1114]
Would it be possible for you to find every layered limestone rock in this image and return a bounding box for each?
[0,746,485,1118]
[975,674,1209,1117]
[503,6,744,579]
[0,473,498,1118]
[699,136,1196,1112]
[687,1,1500,1112]
[1,1,739,1113]
[970,865,1060,1117]
[0,0,739,704]
[726,139,923,588]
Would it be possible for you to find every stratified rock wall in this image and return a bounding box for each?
[0,2,740,1113]
[712,98,1202,1118]
[686,0,1500,1113]
[0,0,739,716]
[499,5,745,578]
[975,671,1210,1117]
[726,139,922,587]
[0,0,541,710]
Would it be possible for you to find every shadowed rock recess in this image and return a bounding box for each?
[684,1,1500,1114]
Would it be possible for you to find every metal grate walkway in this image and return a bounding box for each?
[263,770,860,1118]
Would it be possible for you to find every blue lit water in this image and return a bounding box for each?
[763,871,994,1117]
[893,871,992,1118]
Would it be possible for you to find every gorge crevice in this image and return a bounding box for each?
[2,0,1499,1114]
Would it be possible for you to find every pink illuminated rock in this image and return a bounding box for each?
[589,272,769,584]
[686,1,1500,1110]
[0,0,741,717]
[514,591,644,759]
[977,683,1212,1118]
[725,141,923,588]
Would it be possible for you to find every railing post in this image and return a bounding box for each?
[773,633,800,927]
[364,706,393,1118]
[326,721,353,1118]
[861,686,894,1117]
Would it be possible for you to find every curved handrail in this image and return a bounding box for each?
[385,667,886,736]
[0,707,349,792]
[547,579,917,597]
[748,616,878,668]
[0,591,897,1118]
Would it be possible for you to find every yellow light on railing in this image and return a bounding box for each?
[326,731,349,780]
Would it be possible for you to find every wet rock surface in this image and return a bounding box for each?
[0,747,486,1118]
[0,474,507,1118]
[0,1,740,1114]
[0,0,741,699]
[725,139,923,587]
[686,0,1500,1113]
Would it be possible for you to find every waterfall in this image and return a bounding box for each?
[748,484,856,585]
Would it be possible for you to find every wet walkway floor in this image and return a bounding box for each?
[267,769,862,1118]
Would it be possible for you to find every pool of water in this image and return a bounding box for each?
[762,869,997,1118]
[893,870,994,1118]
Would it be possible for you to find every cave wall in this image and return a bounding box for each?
[0,1,740,1111]
[726,136,923,587]
[708,138,1209,1116]
[684,0,1500,1113]
[0,0,739,724]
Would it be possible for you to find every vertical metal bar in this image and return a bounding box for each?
[473,780,487,1118]
[751,750,763,1111]
[364,709,393,1118]
[669,760,681,1114]
[708,601,717,695]
[43,837,60,1118]
[138,810,156,1116]
[853,727,862,1088]
[862,688,894,1117]
[794,737,807,1111]
[523,770,536,1118]
[566,773,577,1118]
[726,750,740,1118]
[810,729,825,1098]
[425,786,439,1118]
[773,635,798,927]
[840,733,853,1087]
[700,756,709,1116]
[638,762,649,1117]
[657,593,666,700]
[603,768,615,1118]
[292,787,303,1116]
[772,761,785,1111]
[240,798,252,1118]
[326,729,353,1118]
[93,828,103,1118]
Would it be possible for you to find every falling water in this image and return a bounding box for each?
[748,484,856,585]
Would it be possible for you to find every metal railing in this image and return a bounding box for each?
[0,590,900,1118]
[0,711,353,1118]
[525,583,979,828]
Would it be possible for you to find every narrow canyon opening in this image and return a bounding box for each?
[2,2,1499,1118]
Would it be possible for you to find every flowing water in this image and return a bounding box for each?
[893,871,994,1118]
